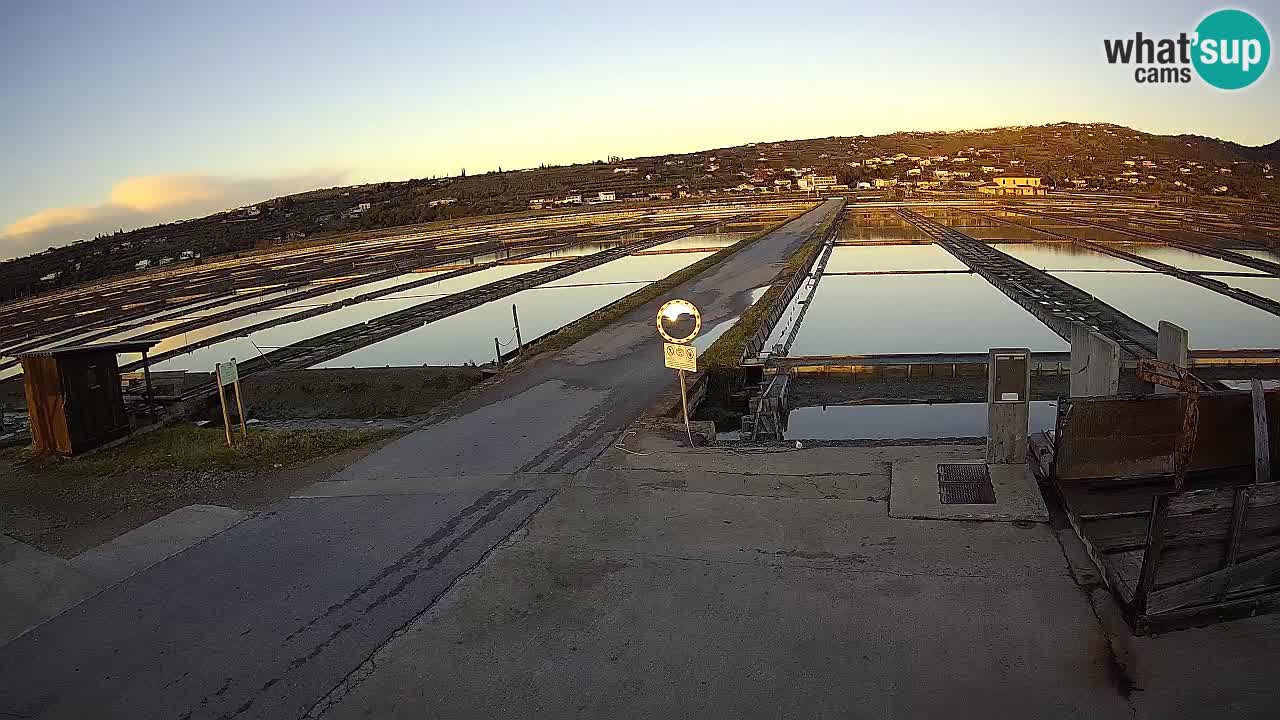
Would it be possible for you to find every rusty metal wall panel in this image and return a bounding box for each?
[1055,391,1277,482]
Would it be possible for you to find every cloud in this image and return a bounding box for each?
[1,171,349,261]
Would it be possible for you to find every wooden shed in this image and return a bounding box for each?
[18,341,160,456]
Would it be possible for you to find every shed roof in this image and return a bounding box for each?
[17,340,161,359]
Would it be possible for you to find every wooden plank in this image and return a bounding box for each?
[1028,432,1054,480]
[1133,494,1171,613]
[1055,391,1277,481]
[1141,588,1280,635]
[19,355,69,454]
[1082,485,1280,553]
[1147,545,1280,614]
[1167,481,1280,515]
[1059,486,1137,604]
[1104,549,1145,587]
[1152,532,1280,589]
[1216,487,1250,601]
[1255,379,1272,485]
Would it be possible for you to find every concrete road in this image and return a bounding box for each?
[314,435,1280,720]
[0,199,842,720]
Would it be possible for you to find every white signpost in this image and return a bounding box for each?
[214,358,248,447]
[656,299,701,445]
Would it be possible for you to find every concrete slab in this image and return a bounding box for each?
[605,430,983,477]
[525,485,1067,578]
[2,505,247,649]
[1089,587,1280,718]
[312,483,1129,719]
[578,466,889,502]
[72,504,248,580]
[889,459,1048,522]
[0,535,105,648]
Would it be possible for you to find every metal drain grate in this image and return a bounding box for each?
[938,464,996,504]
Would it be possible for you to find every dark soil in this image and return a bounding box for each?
[0,426,400,558]
[228,366,487,420]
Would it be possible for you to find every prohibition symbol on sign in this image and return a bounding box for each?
[664,342,697,372]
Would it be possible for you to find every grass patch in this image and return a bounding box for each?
[514,210,811,361]
[11,424,401,478]
[700,207,842,370]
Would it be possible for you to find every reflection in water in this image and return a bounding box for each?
[782,401,1059,440]
[1116,245,1262,274]
[953,226,1063,242]
[647,231,751,252]
[838,227,929,243]
[1223,277,1280,305]
[991,244,1143,271]
[313,252,716,368]
[823,245,967,273]
[1051,272,1280,350]
[692,286,770,352]
[1235,248,1280,265]
[144,265,546,371]
[788,275,1068,355]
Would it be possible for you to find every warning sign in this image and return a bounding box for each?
[663,342,697,372]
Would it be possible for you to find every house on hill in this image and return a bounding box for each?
[978,176,1047,196]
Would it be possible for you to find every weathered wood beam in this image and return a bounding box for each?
[1149,545,1280,614]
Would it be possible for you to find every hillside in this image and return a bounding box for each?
[3,122,1277,302]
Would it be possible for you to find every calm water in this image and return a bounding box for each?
[837,226,929,243]
[787,274,1068,356]
[1116,245,1264,274]
[313,252,716,368]
[953,226,1058,242]
[1234,248,1280,265]
[823,244,967,273]
[991,243,1144,271]
[693,285,771,352]
[781,401,1059,440]
[1051,272,1280,349]
[646,231,751,252]
[144,264,545,372]
[1224,277,1280,305]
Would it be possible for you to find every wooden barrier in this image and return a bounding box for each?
[1047,388,1280,633]
[1053,392,1280,482]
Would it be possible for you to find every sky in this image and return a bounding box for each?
[1,0,1276,260]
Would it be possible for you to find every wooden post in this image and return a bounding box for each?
[215,364,233,448]
[678,369,694,446]
[1133,494,1170,614]
[141,348,157,424]
[1216,487,1251,601]
[1252,379,1271,485]
[494,337,503,366]
[512,304,523,355]
[233,380,248,438]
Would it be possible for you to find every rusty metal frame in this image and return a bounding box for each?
[1135,358,1201,492]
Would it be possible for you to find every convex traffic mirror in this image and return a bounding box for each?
[656,299,701,344]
